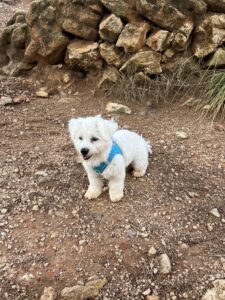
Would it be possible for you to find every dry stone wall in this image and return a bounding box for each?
[1,0,225,81]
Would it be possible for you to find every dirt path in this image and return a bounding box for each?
[1,1,225,300]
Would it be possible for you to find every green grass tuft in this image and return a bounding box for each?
[201,71,225,120]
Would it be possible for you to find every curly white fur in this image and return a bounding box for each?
[69,115,152,202]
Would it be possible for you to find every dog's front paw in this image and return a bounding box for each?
[110,191,123,202]
[84,188,101,200]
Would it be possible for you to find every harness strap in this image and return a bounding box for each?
[93,141,123,174]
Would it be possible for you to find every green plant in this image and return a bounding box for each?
[200,71,225,120]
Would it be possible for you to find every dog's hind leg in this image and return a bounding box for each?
[132,145,149,177]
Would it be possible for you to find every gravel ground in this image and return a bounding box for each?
[0,1,225,300]
[0,70,225,300]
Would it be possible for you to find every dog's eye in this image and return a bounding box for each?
[91,137,98,142]
[79,137,83,140]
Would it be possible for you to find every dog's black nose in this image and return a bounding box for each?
[81,148,89,156]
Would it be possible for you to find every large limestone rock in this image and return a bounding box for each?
[99,42,125,68]
[162,51,199,74]
[136,0,185,31]
[11,24,28,49]
[26,0,69,64]
[7,11,27,26]
[99,14,124,43]
[120,49,162,75]
[201,280,225,300]
[205,47,225,67]
[25,31,69,64]
[1,12,28,46]
[170,0,207,15]
[205,0,225,13]
[65,40,103,72]
[61,278,107,300]
[193,13,225,58]
[98,66,120,88]
[146,30,173,52]
[100,0,139,23]
[0,11,31,74]
[172,18,194,51]
[59,0,101,28]
[116,23,150,53]
[25,0,102,64]
[0,26,16,50]
[62,19,98,41]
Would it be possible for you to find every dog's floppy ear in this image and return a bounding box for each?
[96,116,118,140]
[68,118,82,139]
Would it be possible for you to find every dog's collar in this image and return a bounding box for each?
[93,141,123,174]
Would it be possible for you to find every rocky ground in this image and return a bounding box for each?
[1,1,225,300]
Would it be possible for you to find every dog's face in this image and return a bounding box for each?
[69,115,118,161]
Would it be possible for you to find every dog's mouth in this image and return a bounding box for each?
[83,154,92,160]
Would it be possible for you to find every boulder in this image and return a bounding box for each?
[201,279,225,300]
[7,11,27,26]
[170,0,207,15]
[99,14,124,43]
[98,66,120,88]
[99,42,125,68]
[0,50,9,66]
[11,24,28,49]
[65,40,103,72]
[27,1,58,27]
[136,0,185,31]
[26,30,69,63]
[62,19,98,41]
[24,40,39,63]
[146,30,173,52]
[120,49,162,75]
[89,3,104,15]
[204,0,225,13]
[116,23,150,53]
[0,14,31,74]
[0,25,18,47]
[58,0,101,28]
[26,0,69,64]
[193,13,225,58]
[100,0,139,23]
[205,47,225,67]
[162,52,199,74]
[162,48,176,61]
[2,47,32,76]
[172,18,194,51]
[61,278,107,300]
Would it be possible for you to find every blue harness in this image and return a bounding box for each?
[93,141,123,174]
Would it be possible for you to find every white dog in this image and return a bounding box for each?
[69,115,152,202]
